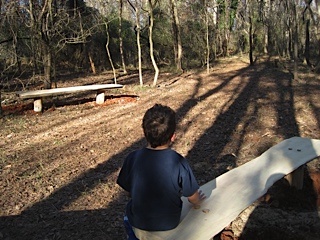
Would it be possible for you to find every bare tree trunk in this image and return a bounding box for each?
[213,0,218,59]
[249,16,254,65]
[205,0,210,73]
[11,27,21,74]
[288,25,293,58]
[88,52,97,74]
[304,19,311,67]
[78,8,96,75]
[137,4,143,85]
[170,0,182,71]
[119,0,127,74]
[43,43,52,89]
[137,27,143,86]
[105,23,117,84]
[29,0,53,89]
[224,0,230,57]
[293,1,298,80]
[315,0,320,68]
[128,0,143,85]
[148,0,159,87]
[263,0,270,54]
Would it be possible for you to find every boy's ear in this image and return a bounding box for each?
[171,133,176,142]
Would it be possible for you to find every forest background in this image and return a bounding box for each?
[1,0,320,239]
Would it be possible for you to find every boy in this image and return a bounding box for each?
[117,104,205,239]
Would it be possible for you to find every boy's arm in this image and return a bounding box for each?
[188,190,206,208]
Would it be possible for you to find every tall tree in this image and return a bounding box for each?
[128,0,143,85]
[170,0,182,71]
[292,0,299,80]
[314,0,320,69]
[248,12,254,65]
[204,0,210,73]
[105,21,117,83]
[147,0,160,86]
[25,0,93,88]
[119,0,127,74]
[27,0,54,89]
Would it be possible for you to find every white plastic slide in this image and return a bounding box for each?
[135,137,320,240]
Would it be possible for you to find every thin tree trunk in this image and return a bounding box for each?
[224,0,230,57]
[119,0,127,74]
[263,0,270,54]
[128,0,143,85]
[205,0,210,73]
[43,43,52,89]
[249,16,254,65]
[88,52,96,74]
[293,2,298,80]
[31,40,37,81]
[137,27,143,86]
[304,19,311,67]
[170,0,182,71]
[288,27,293,58]
[11,29,21,74]
[316,0,320,63]
[105,23,117,84]
[148,0,159,87]
[136,5,143,85]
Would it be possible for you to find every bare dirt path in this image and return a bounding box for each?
[1,57,320,239]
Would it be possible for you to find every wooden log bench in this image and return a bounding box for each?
[134,137,320,240]
[16,84,123,112]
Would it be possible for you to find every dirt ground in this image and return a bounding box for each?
[1,57,320,240]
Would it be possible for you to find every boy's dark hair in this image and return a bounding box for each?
[142,104,176,148]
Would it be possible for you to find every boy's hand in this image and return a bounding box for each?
[198,190,206,201]
[188,190,206,209]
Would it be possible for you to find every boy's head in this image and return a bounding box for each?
[142,104,176,148]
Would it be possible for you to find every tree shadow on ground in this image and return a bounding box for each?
[235,66,320,240]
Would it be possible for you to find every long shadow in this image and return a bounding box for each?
[0,138,147,239]
[184,65,262,180]
[237,64,320,239]
[304,78,320,133]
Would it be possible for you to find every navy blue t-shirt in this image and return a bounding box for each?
[117,148,199,231]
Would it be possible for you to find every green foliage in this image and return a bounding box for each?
[217,0,239,31]
[181,20,207,68]
[152,7,174,65]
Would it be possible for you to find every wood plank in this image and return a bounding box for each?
[16,84,123,99]
[133,137,320,240]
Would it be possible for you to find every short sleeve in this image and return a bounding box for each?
[117,152,135,192]
[179,159,199,197]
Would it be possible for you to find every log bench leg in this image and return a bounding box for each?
[285,165,305,190]
[34,98,43,112]
[96,90,105,104]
